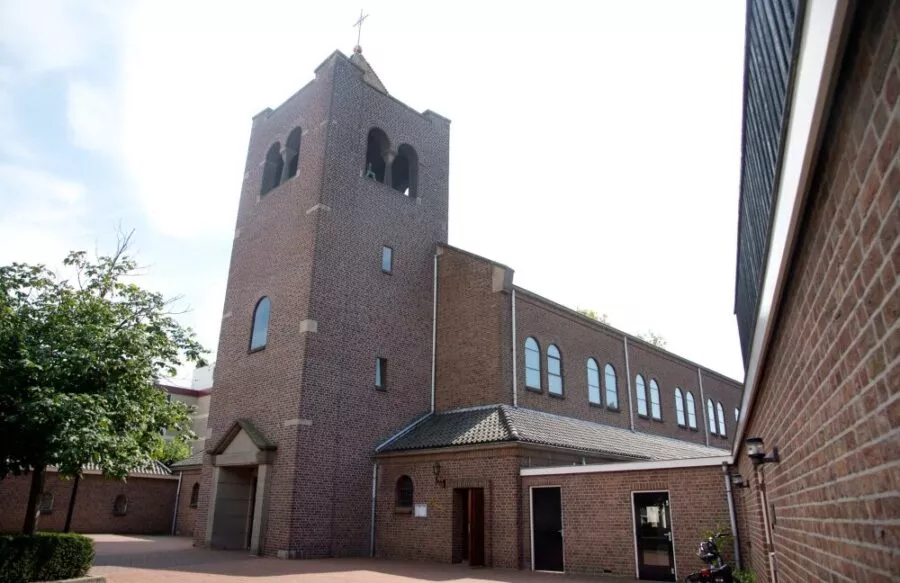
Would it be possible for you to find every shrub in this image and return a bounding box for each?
[733,569,757,583]
[0,533,94,583]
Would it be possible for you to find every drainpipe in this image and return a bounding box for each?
[431,253,438,413]
[722,462,742,569]
[697,367,709,446]
[623,336,634,431]
[756,467,778,583]
[511,289,518,407]
[171,470,183,536]
[369,462,378,557]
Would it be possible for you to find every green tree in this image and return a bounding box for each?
[576,307,610,324]
[0,234,206,533]
[154,438,192,466]
[637,330,668,348]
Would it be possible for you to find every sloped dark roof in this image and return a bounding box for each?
[170,450,204,469]
[379,405,729,461]
[208,418,276,455]
[350,50,388,94]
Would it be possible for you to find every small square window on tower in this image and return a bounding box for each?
[375,357,387,390]
[382,246,393,274]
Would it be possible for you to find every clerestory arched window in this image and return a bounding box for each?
[635,374,648,417]
[649,379,661,420]
[707,399,717,435]
[605,364,618,409]
[587,358,601,405]
[524,337,541,390]
[686,391,697,429]
[716,402,727,437]
[547,344,563,396]
[675,388,685,427]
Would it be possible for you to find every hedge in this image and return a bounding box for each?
[0,533,94,583]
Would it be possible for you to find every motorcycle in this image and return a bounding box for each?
[684,531,733,583]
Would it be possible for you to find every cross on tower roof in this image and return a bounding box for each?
[353,9,369,54]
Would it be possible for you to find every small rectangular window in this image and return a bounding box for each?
[375,357,386,390]
[382,246,393,274]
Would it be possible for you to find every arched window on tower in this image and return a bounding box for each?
[189,483,200,508]
[284,127,302,180]
[249,297,271,352]
[686,391,697,429]
[365,128,389,183]
[392,144,418,197]
[261,142,283,196]
[635,374,647,417]
[396,475,413,508]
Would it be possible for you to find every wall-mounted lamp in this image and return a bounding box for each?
[746,437,780,466]
[730,473,750,489]
[432,461,446,488]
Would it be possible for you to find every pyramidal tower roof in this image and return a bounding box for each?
[350,46,388,94]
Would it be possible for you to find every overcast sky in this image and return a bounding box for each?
[0,0,747,383]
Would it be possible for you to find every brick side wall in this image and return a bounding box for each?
[435,248,510,411]
[375,448,522,569]
[734,4,899,582]
[0,473,177,534]
[175,469,202,537]
[522,466,731,579]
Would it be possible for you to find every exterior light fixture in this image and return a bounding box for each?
[730,473,749,489]
[746,437,780,466]
[432,461,446,488]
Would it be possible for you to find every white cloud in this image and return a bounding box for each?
[0,164,89,266]
[0,0,92,74]
[67,80,119,153]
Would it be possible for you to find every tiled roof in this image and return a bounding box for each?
[170,451,204,469]
[49,460,173,477]
[379,405,729,461]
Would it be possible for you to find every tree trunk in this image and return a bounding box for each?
[64,474,81,532]
[23,464,46,534]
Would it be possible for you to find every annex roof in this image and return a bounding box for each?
[378,405,729,461]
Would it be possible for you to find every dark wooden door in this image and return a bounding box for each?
[532,487,564,572]
[468,488,485,567]
[634,492,675,581]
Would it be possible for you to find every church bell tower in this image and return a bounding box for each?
[197,45,451,557]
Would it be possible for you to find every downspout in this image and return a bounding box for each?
[370,462,378,557]
[623,336,634,431]
[722,462,742,569]
[698,367,710,446]
[171,470,183,536]
[431,253,438,413]
[511,289,518,408]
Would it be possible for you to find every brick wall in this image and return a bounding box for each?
[0,472,177,534]
[175,469,202,537]
[522,466,731,579]
[734,3,899,582]
[514,290,743,447]
[435,247,511,411]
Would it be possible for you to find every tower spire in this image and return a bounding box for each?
[353,9,369,54]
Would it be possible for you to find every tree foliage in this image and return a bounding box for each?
[0,234,206,532]
[637,330,668,348]
[576,307,610,324]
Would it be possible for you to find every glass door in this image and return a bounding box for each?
[633,492,675,581]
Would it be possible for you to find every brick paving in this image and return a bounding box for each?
[89,535,644,582]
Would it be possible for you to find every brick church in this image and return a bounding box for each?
[194,1,899,579]
[193,42,743,579]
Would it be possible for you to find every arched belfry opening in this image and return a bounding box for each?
[261,142,283,196]
[284,127,302,180]
[392,144,418,197]
[365,128,389,183]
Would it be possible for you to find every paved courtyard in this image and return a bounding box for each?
[89,535,642,582]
